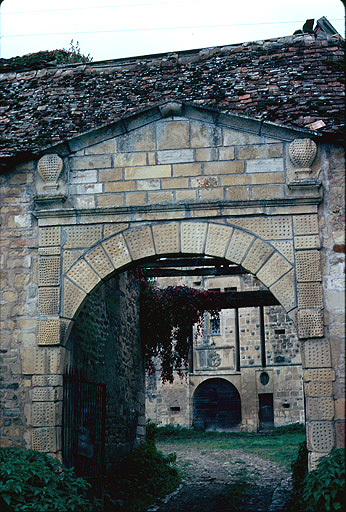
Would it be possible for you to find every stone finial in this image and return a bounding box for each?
[288,138,317,179]
[37,154,63,189]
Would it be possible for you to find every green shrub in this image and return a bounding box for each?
[0,447,100,512]
[301,448,345,512]
[104,442,181,512]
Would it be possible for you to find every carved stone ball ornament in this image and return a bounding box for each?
[289,138,317,179]
[37,154,63,189]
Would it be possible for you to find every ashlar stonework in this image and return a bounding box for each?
[0,102,344,471]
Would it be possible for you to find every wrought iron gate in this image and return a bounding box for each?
[62,368,106,486]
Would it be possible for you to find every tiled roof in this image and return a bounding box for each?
[0,32,344,164]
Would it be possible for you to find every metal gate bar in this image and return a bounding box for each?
[62,368,106,483]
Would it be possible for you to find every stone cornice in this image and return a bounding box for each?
[33,196,323,225]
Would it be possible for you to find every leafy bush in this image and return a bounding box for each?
[301,448,345,512]
[104,441,181,512]
[0,447,100,512]
[0,40,92,71]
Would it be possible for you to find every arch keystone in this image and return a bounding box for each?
[152,223,180,254]
[181,222,208,254]
[205,224,233,258]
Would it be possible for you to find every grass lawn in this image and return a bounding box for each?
[156,425,305,470]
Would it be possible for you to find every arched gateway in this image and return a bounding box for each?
[1,102,343,471]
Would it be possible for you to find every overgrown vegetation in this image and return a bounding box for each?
[288,447,345,512]
[0,447,99,511]
[104,421,181,512]
[139,278,226,382]
[0,40,92,71]
[155,423,306,469]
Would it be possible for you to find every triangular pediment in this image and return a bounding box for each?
[38,101,320,160]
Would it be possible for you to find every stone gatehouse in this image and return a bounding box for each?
[0,29,344,471]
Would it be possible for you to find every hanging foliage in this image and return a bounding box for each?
[138,275,224,383]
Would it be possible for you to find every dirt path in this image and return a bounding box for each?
[148,441,293,512]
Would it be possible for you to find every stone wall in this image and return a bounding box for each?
[68,271,144,465]
[0,106,344,469]
[145,273,304,431]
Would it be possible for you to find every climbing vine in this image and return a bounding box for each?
[138,274,224,383]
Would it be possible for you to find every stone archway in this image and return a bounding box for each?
[22,219,334,469]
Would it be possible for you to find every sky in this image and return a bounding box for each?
[0,0,344,62]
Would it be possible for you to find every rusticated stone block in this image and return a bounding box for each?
[305,381,334,397]
[296,250,321,282]
[66,259,100,294]
[32,375,63,387]
[298,309,324,339]
[63,249,84,273]
[306,397,334,421]
[21,347,66,375]
[32,387,62,401]
[37,318,61,346]
[242,239,274,274]
[63,225,102,249]
[152,223,180,255]
[32,427,57,452]
[294,235,320,250]
[226,229,254,264]
[124,226,155,260]
[297,282,323,309]
[271,241,294,263]
[256,252,292,287]
[38,287,60,315]
[309,452,327,471]
[307,421,334,453]
[181,222,208,254]
[230,216,292,240]
[39,256,60,286]
[205,224,233,258]
[102,233,131,269]
[293,214,318,235]
[84,245,114,279]
[303,369,335,382]
[32,402,61,427]
[38,247,61,255]
[270,270,296,312]
[301,338,331,368]
[39,227,61,247]
[62,278,87,319]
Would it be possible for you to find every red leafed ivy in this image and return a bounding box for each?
[138,273,224,383]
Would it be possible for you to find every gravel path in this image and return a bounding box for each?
[148,441,293,512]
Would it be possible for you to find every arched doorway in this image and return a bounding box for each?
[193,378,241,431]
